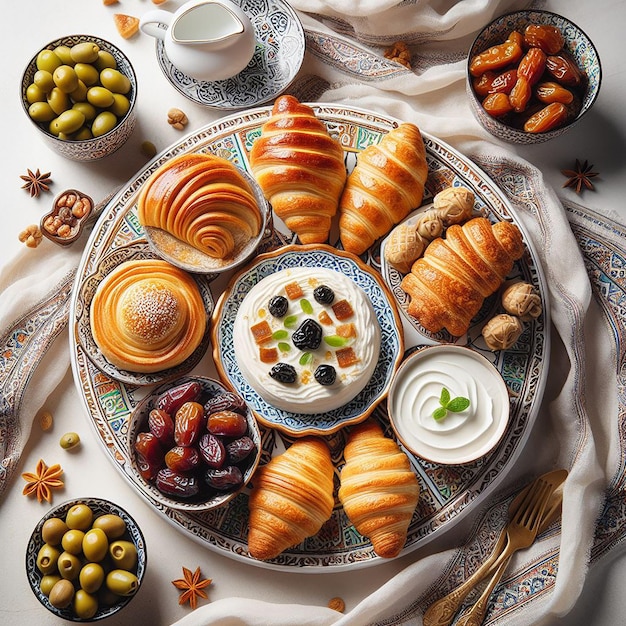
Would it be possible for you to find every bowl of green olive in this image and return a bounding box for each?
[21,35,137,161]
[26,497,146,621]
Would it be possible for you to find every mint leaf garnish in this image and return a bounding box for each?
[432,387,470,421]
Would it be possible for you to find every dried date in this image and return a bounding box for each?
[226,436,256,465]
[157,380,202,415]
[482,92,513,117]
[148,409,175,446]
[469,41,523,77]
[207,410,247,438]
[535,81,574,104]
[134,432,163,467]
[517,47,546,85]
[509,76,532,113]
[198,433,226,469]
[174,401,205,447]
[523,24,564,55]
[155,468,200,498]
[165,446,201,473]
[204,391,247,416]
[204,466,243,491]
[523,102,568,133]
[545,54,583,87]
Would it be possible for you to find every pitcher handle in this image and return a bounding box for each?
[139,9,173,40]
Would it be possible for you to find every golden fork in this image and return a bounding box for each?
[454,481,565,626]
[423,469,567,626]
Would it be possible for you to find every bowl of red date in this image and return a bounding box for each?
[127,376,262,512]
[466,10,601,144]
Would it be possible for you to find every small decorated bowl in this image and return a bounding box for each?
[26,497,146,622]
[21,35,137,161]
[466,10,601,144]
[127,376,262,513]
[388,345,510,464]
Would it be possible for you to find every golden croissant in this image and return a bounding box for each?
[338,122,428,255]
[249,95,347,244]
[338,420,420,558]
[247,437,335,560]
[90,259,206,373]
[137,153,263,259]
[401,216,525,336]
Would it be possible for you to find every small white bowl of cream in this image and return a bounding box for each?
[388,345,510,464]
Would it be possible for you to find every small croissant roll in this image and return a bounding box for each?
[338,421,420,558]
[247,438,335,560]
[249,95,347,244]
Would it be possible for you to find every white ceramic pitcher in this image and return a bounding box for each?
[140,0,256,82]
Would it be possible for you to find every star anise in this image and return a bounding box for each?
[20,168,52,197]
[22,459,64,503]
[561,159,598,194]
[172,566,212,610]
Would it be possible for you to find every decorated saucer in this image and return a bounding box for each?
[154,0,305,109]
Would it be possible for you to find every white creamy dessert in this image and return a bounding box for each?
[389,345,509,464]
[233,267,382,414]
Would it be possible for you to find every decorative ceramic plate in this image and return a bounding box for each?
[70,103,549,571]
[212,244,404,436]
[155,0,305,109]
[74,239,214,386]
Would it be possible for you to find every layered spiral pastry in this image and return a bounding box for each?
[90,260,206,373]
[137,153,263,260]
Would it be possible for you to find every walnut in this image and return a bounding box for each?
[168,108,188,130]
[433,186,475,226]
[416,209,444,241]
[501,282,542,321]
[19,225,43,248]
[384,222,426,274]
[384,41,412,69]
[482,314,523,351]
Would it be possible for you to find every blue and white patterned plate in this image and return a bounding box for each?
[212,244,405,436]
[155,0,305,109]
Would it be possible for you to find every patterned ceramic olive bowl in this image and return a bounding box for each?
[466,10,601,144]
[127,376,262,513]
[21,35,137,161]
[26,497,147,621]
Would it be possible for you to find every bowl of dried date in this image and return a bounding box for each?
[127,376,262,513]
[466,10,601,144]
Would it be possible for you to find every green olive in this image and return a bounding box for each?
[99,68,131,95]
[53,65,79,93]
[41,517,68,545]
[49,578,75,609]
[69,80,88,102]
[33,70,55,94]
[79,562,105,594]
[72,101,97,121]
[59,431,81,450]
[74,62,100,86]
[50,109,86,135]
[29,101,56,123]
[53,45,74,66]
[82,528,109,562]
[70,42,100,64]
[91,111,118,137]
[94,50,117,71]
[106,569,139,597]
[47,87,70,115]
[87,86,114,108]
[57,550,82,580]
[73,126,93,141]
[65,503,93,530]
[40,574,62,597]
[61,528,85,555]
[36,543,61,575]
[26,83,47,103]
[109,93,130,118]
[36,49,62,73]
[109,540,137,571]
[92,514,126,540]
[74,589,99,619]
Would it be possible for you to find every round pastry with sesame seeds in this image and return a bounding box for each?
[90,259,206,373]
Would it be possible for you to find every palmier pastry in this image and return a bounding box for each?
[338,122,428,255]
[90,259,206,373]
[400,217,525,336]
[247,437,334,560]
[249,95,347,244]
[338,420,420,558]
[137,153,262,259]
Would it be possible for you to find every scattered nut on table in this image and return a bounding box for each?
[18,225,43,248]
[384,41,412,68]
[168,108,189,130]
